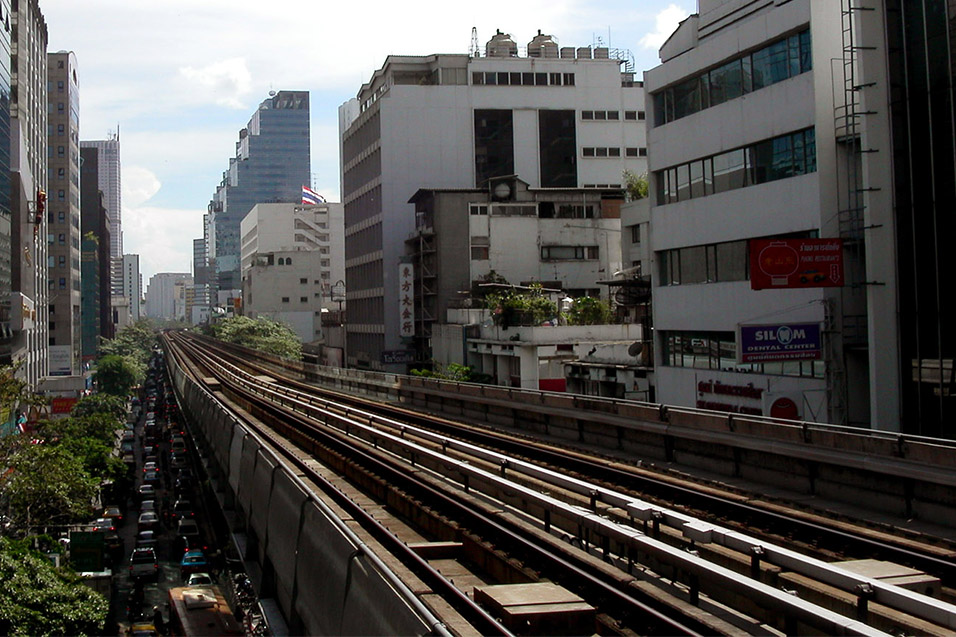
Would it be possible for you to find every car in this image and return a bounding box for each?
[138,510,160,530]
[140,500,157,514]
[136,530,158,550]
[123,452,137,465]
[143,444,157,457]
[171,499,194,522]
[143,461,159,473]
[185,572,214,587]
[129,547,159,579]
[180,549,208,577]
[121,430,136,443]
[170,452,188,470]
[92,517,116,533]
[170,439,187,454]
[173,476,193,497]
[176,534,207,553]
[104,533,124,554]
[177,518,199,537]
[120,440,135,454]
[137,483,156,500]
[128,622,158,637]
[102,505,124,523]
[144,467,160,483]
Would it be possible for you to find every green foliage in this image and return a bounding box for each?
[485,285,558,327]
[565,296,613,325]
[71,394,126,421]
[92,355,141,397]
[98,319,157,370]
[0,444,98,528]
[409,362,494,384]
[0,536,109,636]
[211,316,303,360]
[623,169,649,201]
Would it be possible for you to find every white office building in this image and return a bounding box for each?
[645,0,880,426]
[145,272,192,321]
[240,203,345,343]
[122,254,142,323]
[340,31,647,370]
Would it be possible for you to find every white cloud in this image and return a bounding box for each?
[179,58,253,109]
[123,165,162,208]
[640,4,691,50]
[123,205,205,280]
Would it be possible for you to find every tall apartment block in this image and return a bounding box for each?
[208,91,310,300]
[145,272,192,321]
[10,0,48,385]
[0,0,13,366]
[645,0,894,428]
[80,134,122,296]
[47,51,81,376]
[122,254,142,323]
[339,31,647,370]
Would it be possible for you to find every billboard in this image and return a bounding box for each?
[49,345,73,376]
[739,323,822,363]
[750,239,843,290]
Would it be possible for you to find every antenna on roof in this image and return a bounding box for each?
[469,26,479,57]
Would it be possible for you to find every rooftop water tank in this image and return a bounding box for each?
[486,30,518,58]
[528,30,558,58]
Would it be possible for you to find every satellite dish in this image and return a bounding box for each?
[493,182,511,200]
[627,341,642,357]
[269,90,277,97]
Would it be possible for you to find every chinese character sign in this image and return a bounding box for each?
[399,263,415,338]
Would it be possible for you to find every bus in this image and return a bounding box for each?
[166,586,243,636]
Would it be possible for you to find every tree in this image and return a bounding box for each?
[623,169,649,201]
[98,319,157,369]
[565,296,612,325]
[485,285,558,327]
[70,394,127,421]
[0,537,109,636]
[92,355,141,397]
[211,316,302,360]
[0,444,97,529]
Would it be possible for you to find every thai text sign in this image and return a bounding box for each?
[739,322,822,362]
[750,238,843,289]
[398,263,415,338]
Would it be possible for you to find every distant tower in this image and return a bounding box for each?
[80,133,122,296]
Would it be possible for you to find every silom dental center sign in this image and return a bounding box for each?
[738,323,822,363]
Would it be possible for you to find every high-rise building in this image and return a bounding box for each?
[145,272,192,321]
[122,254,142,322]
[80,146,112,356]
[208,90,310,298]
[10,0,48,385]
[339,32,647,370]
[47,51,81,376]
[0,0,13,366]
[80,134,121,296]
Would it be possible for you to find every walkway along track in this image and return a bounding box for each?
[166,332,956,635]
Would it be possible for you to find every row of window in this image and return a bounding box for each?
[662,331,824,378]
[281,296,312,303]
[660,239,749,286]
[583,146,647,158]
[654,29,812,126]
[472,71,575,87]
[656,128,816,206]
[468,203,597,218]
[582,110,645,121]
[470,245,600,261]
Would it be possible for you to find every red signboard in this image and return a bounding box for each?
[51,397,78,414]
[750,239,844,290]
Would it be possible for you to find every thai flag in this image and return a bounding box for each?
[302,186,326,205]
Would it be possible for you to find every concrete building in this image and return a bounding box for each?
[145,272,192,321]
[122,254,142,323]
[340,31,646,371]
[9,0,48,385]
[80,146,112,357]
[645,0,868,425]
[80,134,122,296]
[239,202,345,343]
[0,0,13,366]
[209,91,310,297]
[47,51,82,376]
[405,179,624,366]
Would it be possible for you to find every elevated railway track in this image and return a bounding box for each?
[164,331,956,635]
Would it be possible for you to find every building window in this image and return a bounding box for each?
[631,225,641,244]
[662,330,823,378]
[300,296,308,303]
[471,246,489,260]
[300,277,308,284]
[541,245,598,260]
[653,29,812,126]
[475,109,515,186]
[469,204,488,215]
[656,128,816,205]
[281,297,290,303]
[539,110,577,187]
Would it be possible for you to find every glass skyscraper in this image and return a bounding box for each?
[209,90,310,295]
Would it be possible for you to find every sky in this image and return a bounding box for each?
[40,0,695,285]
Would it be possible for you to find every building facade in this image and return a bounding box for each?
[47,51,81,376]
[80,146,112,356]
[239,202,345,343]
[340,32,646,370]
[145,272,192,321]
[79,135,121,297]
[645,0,870,425]
[122,254,141,322]
[208,91,310,297]
[0,0,12,365]
[10,0,48,385]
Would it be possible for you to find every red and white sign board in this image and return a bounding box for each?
[750,238,844,290]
